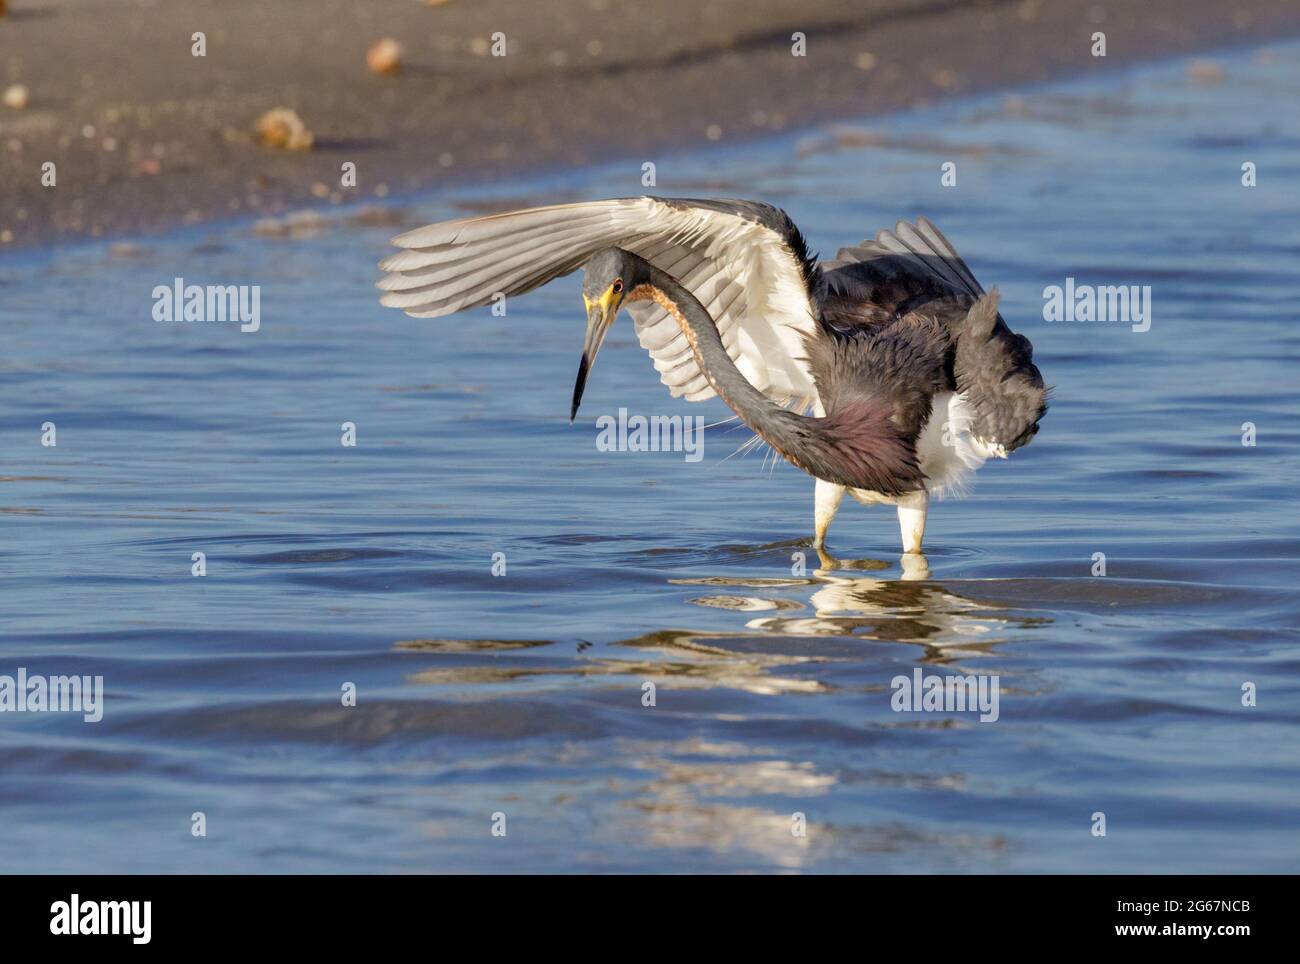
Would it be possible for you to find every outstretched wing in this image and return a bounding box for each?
[820,217,1047,455]
[378,196,822,409]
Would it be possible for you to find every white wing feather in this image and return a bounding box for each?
[378,197,820,410]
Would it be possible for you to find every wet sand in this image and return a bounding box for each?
[2,0,1299,247]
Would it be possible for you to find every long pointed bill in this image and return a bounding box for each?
[571,292,617,422]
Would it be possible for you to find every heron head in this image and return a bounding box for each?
[572,248,641,421]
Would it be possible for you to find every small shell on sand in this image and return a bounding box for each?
[252,218,287,237]
[3,84,29,110]
[347,205,408,227]
[253,209,331,238]
[367,38,403,75]
[255,107,314,151]
[1187,60,1226,84]
[108,241,151,259]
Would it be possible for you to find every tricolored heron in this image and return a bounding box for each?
[377,197,1047,556]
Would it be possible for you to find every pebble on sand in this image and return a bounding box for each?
[367,38,404,75]
[255,107,314,151]
[3,84,29,110]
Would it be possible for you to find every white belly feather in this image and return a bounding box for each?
[915,391,989,497]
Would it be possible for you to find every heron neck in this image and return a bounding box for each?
[630,267,803,457]
[624,263,921,496]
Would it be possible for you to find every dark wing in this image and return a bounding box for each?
[818,217,1047,456]
[802,311,949,442]
[378,196,822,409]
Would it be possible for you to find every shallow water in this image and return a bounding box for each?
[2,42,1299,873]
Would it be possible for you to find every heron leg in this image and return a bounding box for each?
[814,479,845,549]
[813,480,846,570]
[897,489,929,554]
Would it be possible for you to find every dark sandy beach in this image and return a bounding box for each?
[2,0,1299,247]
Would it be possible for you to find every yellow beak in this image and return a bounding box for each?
[572,287,621,421]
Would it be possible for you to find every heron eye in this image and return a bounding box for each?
[612,279,624,294]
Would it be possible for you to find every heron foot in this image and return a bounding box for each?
[899,551,931,581]
[815,544,841,571]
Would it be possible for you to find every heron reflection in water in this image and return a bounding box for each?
[677,554,1031,661]
[379,198,1047,556]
